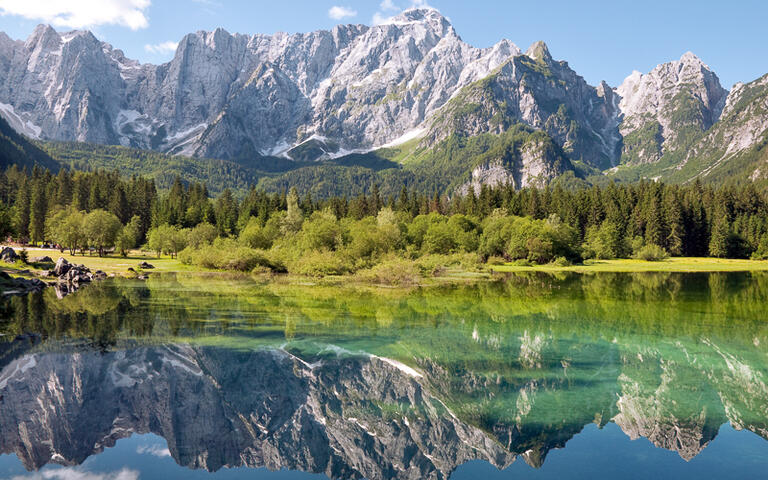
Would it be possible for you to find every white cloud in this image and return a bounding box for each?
[380,0,399,11]
[0,0,151,30]
[144,40,178,54]
[137,444,171,457]
[328,5,357,20]
[372,12,390,25]
[10,467,140,480]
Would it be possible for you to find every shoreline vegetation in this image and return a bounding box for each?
[1,167,768,289]
[2,247,768,293]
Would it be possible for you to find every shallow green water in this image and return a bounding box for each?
[1,272,767,479]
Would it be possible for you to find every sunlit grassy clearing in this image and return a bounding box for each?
[491,257,768,273]
[1,247,191,275]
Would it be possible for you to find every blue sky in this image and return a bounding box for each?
[0,0,764,88]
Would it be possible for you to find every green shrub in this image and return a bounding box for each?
[486,255,507,265]
[415,253,482,276]
[219,247,271,271]
[752,234,768,260]
[635,244,669,262]
[582,222,630,259]
[287,250,351,277]
[356,257,421,286]
[188,222,218,248]
[18,248,28,264]
[251,265,273,275]
[179,238,275,272]
[550,256,571,267]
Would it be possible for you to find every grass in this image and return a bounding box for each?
[1,246,193,277]
[5,247,768,287]
[490,257,768,273]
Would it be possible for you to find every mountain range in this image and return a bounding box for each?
[0,8,766,195]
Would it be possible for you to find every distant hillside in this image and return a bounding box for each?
[37,141,295,194]
[0,115,59,172]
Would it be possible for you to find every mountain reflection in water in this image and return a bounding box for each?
[1,272,767,479]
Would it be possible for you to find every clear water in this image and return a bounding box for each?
[0,271,767,479]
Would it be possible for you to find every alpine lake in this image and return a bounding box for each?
[1,271,767,479]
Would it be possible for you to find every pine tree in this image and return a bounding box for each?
[369,184,381,215]
[708,203,730,258]
[644,189,666,247]
[663,190,684,256]
[13,177,30,241]
[465,185,478,217]
[214,189,238,236]
[28,178,47,244]
[396,186,409,213]
[109,185,130,224]
[527,188,543,219]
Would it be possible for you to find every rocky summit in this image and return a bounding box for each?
[0,8,767,190]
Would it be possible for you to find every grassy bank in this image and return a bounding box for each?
[1,247,191,276]
[491,257,768,273]
[4,248,768,289]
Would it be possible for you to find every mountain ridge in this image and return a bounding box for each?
[0,9,767,193]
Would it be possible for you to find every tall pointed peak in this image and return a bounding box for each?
[26,24,59,46]
[384,7,452,33]
[525,41,551,62]
[396,6,446,21]
[679,51,702,64]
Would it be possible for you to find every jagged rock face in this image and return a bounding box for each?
[5,10,768,188]
[426,42,621,170]
[0,9,526,160]
[681,74,768,180]
[457,135,570,194]
[0,346,516,479]
[616,52,728,165]
[0,25,127,143]
[194,63,313,159]
[613,358,724,461]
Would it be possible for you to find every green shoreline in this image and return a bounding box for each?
[3,248,768,292]
[490,257,768,273]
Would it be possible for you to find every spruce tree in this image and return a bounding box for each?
[709,205,730,258]
[28,178,47,244]
[644,190,666,247]
[13,178,30,241]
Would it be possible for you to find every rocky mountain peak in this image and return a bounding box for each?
[390,7,451,30]
[24,24,60,51]
[525,41,552,62]
[2,18,767,190]
[680,51,698,60]
[617,52,726,112]
[615,51,729,165]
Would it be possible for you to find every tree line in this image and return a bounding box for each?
[1,165,768,268]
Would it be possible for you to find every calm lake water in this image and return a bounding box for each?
[1,272,767,479]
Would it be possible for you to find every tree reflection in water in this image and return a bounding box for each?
[1,272,767,479]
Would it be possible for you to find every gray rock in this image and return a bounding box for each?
[53,258,71,276]
[0,247,18,263]
[31,256,54,264]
